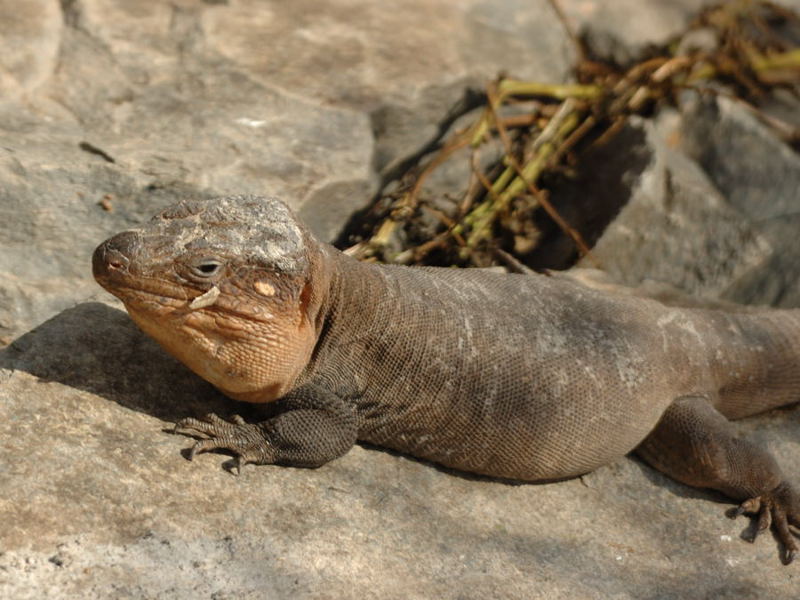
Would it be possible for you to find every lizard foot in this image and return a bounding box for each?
[173,413,274,474]
[731,482,800,564]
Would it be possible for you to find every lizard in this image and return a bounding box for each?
[92,195,800,563]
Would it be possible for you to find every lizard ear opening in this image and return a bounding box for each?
[299,279,327,332]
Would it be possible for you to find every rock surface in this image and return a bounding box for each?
[561,0,719,65]
[681,94,800,306]
[575,110,775,301]
[2,1,800,598]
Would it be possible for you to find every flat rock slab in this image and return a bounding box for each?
[0,299,798,598]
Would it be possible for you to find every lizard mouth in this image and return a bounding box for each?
[93,232,260,320]
[93,226,295,328]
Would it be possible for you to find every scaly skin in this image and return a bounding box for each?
[93,195,800,563]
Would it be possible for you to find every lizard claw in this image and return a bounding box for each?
[173,413,275,470]
[731,482,800,564]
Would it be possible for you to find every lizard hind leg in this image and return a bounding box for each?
[635,396,800,564]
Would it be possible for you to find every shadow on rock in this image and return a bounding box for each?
[0,301,239,423]
[628,454,725,504]
[631,441,799,555]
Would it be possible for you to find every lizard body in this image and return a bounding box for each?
[92,195,800,561]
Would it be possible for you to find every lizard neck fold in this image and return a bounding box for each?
[298,248,393,387]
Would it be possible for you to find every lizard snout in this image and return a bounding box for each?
[92,230,139,282]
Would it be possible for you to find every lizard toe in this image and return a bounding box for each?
[176,414,275,469]
[733,482,800,564]
[173,413,235,438]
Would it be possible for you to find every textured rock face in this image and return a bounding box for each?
[572,95,800,309]
[1,1,800,598]
[575,112,775,300]
[680,95,800,307]
[560,0,719,65]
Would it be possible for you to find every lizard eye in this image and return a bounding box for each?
[190,258,223,278]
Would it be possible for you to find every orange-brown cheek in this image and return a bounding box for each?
[126,307,222,381]
[125,303,315,403]
[213,318,316,402]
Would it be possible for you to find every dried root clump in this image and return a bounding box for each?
[337,0,800,270]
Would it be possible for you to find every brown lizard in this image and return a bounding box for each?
[92,195,800,563]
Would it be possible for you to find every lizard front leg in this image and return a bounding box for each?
[636,396,800,564]
[173,384,358,472]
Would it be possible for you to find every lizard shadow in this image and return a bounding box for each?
[629,452,799,553]
[0,300,254,423]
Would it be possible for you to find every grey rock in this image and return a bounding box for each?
[680,95,800,306]
[560,0,718,65]
[561,0,800,65]
[366,0,576,181]
[759,89,800,132]
[0,0,61,98]
[675,26,719,55]
[577,116,774,302]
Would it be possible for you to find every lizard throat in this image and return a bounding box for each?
[124,299,316,403]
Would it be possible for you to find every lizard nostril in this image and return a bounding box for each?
[107,256,125,270]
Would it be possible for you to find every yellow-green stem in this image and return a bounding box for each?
[464,110,582,247]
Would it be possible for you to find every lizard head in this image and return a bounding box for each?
[92,195,329,402]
